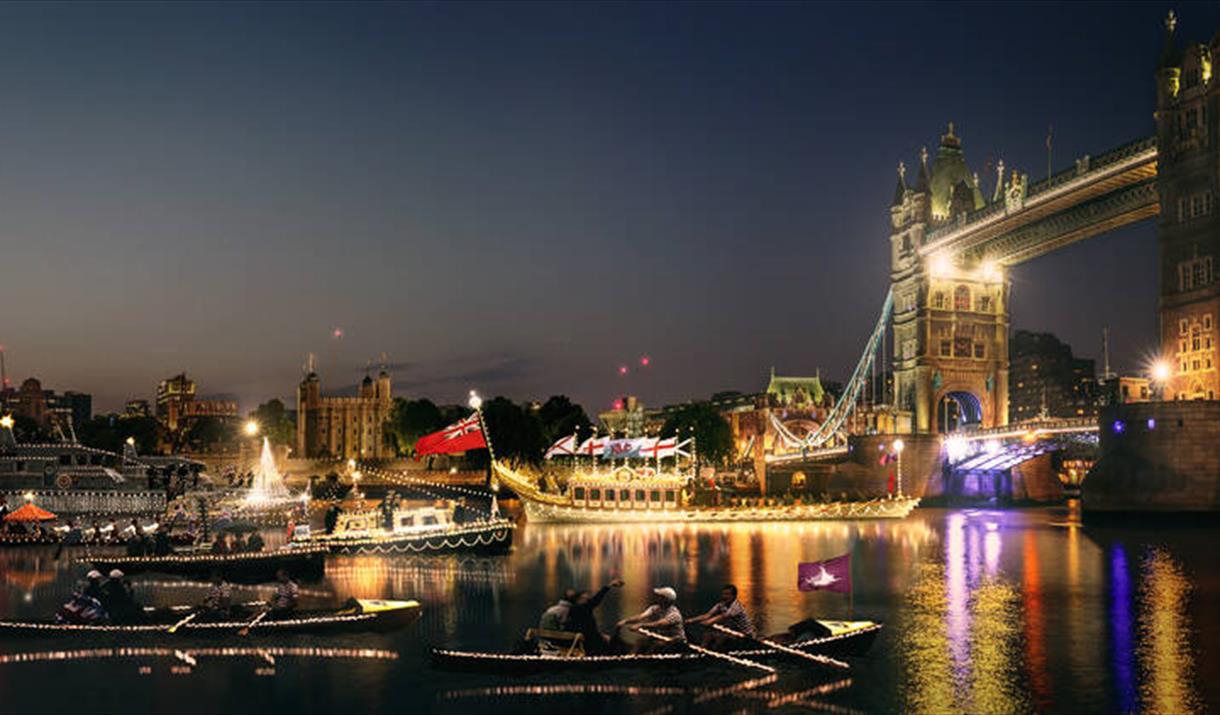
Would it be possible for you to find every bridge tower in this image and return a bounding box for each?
[1155,13,1220,401]
[890,126,1010,433]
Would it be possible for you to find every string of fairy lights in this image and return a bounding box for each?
[0,646,399,667]
[0,603,420,633]
[317,525,513,555]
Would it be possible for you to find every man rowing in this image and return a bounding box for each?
[685,583,754,649]
[563,578,624,654]
[615,586,686,653]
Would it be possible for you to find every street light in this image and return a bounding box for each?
[1150,358,1172,401]
[892,439,905,497]
[244,420,260,437]
[0,414,13,430]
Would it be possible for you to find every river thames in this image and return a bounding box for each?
[0,506,1215,714]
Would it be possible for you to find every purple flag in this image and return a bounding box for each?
[798,554,852,593]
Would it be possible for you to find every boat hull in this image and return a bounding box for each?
[430,622,882,674]
[0,601,421,637]
[519,499,919,524]
[299,520,515,555]
[87,546,328,583]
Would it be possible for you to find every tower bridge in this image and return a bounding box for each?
[768,15,1218,506]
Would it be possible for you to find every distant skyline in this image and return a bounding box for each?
[0,1,1208,414]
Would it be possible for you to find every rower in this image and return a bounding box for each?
[616,586,686,653]
[200,571,233,619]
[83,570,106,603]
[101,569,142,625]
[564,578,624,654]
[685,584,754,649]
[540,588,577,631]
[269,568,299,618]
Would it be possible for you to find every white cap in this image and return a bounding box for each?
[652,586,677,602]
[108,569,124,579]
[86,570,103,580]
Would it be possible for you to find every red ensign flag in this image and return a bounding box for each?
[414,413,488,457]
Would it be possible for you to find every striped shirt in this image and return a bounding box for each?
[710,599,754,637]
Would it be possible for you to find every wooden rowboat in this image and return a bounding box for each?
[86,545,329,582]
[0,599,421,636]
[431,620,881,673]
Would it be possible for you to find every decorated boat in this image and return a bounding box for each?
[431,619,881,673]
[293,501,514,555]
[493,462,918,523]
[0,599,421,636]
[87,544,329,582]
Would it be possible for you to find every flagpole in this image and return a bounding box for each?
[468,391,495,492]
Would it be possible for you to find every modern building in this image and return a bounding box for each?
[125,399,152,417]
[47,391,92,433]
[1008,330,1097,421]
[296,363,393,459]
[156,373,197,431]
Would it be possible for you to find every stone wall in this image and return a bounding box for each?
[767,434,943,499]
[1084,401,1220,513]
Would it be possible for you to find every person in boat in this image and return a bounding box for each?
[563,578,625,654]
[56,581,109,625]
[100,569,143,625]
[200,572,233,619]
[615,586,687,654]
[685,584,755,649]
[269,568,299,618]
[539,588,577,632]
[153,529,174,556]
[83,570,106,603]
[324,504,340,534]
[245,530,265,552]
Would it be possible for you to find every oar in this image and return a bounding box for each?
[711,623,849,670]
[237,609,269,636]
[166,612,198,634]
[637,627,775,674]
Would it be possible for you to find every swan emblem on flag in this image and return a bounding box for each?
[803,565,839,589]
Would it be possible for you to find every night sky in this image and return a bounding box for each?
[1,1,1212,414]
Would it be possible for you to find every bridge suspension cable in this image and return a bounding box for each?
[792,288,893,449]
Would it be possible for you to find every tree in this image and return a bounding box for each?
[116,416,164,454]
[385,398,445,456]
[184,416,234,451]
[660,402,734,468]
[10,415,49,444]
[479,396,546,467]
[536,395,593,444]
[249,398,295,446]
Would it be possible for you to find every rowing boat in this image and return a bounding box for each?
[86,545,329,582]
[430,619,881,673]
[0,599,421,636]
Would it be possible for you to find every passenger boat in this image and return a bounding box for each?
[86,544,329,582]
[0,599,421,636]
[493,462,918,523]
[293,502,514,555]
[431,619,882,673]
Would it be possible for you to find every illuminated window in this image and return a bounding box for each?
[954,285,971,311]
[1181,319,1190,335]
[973,343,985,358]
[940,340,952,356]
[976,295,991,312]
[932,292,946,309]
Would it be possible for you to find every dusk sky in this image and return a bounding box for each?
[1,1,1211,414]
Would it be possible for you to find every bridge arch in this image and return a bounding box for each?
[935,388,986,433]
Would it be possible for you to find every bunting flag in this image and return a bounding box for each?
[414,413,487,457]
[544,434,578,459]
[604,438,645,459]
[577,435,608,457]
[798,554,851,593]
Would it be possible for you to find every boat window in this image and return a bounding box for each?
[635,489,646,501]
[650,490,661,501]
[574,487,586,500]
[398,516,414,528]
[589,489,601,501]
[422,515,438,526]
[76,455,88,466]
[665,490,676,502]
[604,490,615,502]
[620,489,630,501]
[59,454,72,465]
[90,455,103,465]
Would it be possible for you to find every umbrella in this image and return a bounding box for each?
[3,503,57,522]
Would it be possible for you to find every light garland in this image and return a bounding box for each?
[0,646,399,667]
[303,521,514,555]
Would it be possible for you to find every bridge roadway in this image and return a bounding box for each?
[919,136,1157,266]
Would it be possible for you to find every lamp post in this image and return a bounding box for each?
[1150,359,1172,401]
[893,439,905,497]
[468,390,496,493]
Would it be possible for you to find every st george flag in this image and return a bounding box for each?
[545,434,578,459]
[798,553,852,593]
[414,413,487,457]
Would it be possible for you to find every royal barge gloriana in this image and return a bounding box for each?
[492,462,918,523]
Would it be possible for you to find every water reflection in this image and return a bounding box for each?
[1138,548,1200,715]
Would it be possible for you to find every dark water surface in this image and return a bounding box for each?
[0,507,1216,714]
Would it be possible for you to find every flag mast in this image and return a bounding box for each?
[468,391,497,494]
